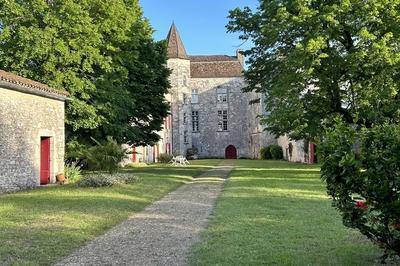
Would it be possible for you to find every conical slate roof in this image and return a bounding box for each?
[166,22,188,59]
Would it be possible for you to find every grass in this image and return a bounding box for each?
[189,160,384,266]
[0,159,221,265]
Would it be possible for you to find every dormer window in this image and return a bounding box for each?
[217,87,228,103]
[192,89,199,104]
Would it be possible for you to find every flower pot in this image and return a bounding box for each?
[56,173,66,183]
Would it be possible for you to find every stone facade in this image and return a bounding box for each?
[0,71,68,192]
[133,23,314,163]
[157,23,277,159]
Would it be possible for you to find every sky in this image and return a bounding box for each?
[140,0,258,56]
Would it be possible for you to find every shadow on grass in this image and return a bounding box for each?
[189,160,386,266]
[0,165,203,265]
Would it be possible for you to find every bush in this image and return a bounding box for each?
[77,173,139,188]
[81,137,129,174]
[260,146,272,160]
[269,145,283,160]
[261,145,283,160]
[158,153,173,163]
[64,162,82,183]
[65,138,86,160]
[320,120,400,260]
[186,147,198,160]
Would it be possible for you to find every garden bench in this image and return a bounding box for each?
[170,155,190,166]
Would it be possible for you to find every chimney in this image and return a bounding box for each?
[236,49,245,67]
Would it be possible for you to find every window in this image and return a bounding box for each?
[217,87,228,103]
[218,110,228,131]
[183,112,187,124]
[183,93,187,104]
[164,115,172,130]
[184,130,188,144]
[192,111,199,132]
[192,89,199,104]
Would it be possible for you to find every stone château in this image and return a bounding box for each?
[133,23,315,163]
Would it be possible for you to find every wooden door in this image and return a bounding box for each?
[309,143,318,164]
[132,147,136,163]
[40,137,51,185]
[225,145,237,159]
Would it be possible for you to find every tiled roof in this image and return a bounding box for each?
[189,55,237,62]
[0,70,69,98]
[166,23,188,59]
[166,24,244,78]
[190,59,243,78]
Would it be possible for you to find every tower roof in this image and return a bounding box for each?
[166,22,188,59]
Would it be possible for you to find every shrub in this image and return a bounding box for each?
[117,174,140,184]
[269,145,283,160]
[77,173,139,188]
[65,138,86,160]
[64,162,82,183]
[158,153,173,163]
[320,120,400,260]
[260,146,272,160]
[81,137,129,174]
[186,147,198,160]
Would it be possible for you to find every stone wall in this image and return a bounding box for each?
[0,88,65,192]
[166,57,278,159]
[167,58,192,156]
[247,92,277,158]
[189,77,253,158]
[277,135,309,163]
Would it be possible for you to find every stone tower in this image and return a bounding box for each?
[166,23,192,155]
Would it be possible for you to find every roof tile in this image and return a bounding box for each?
[0,70,69,97]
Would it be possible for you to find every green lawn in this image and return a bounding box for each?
[189,160,384,266]
[0,159,220,265]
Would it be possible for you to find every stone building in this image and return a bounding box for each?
[0,70,69,192]
[155,23,266,159]
[132,23,316,163]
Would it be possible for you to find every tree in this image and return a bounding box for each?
[0,0,169,145]
[228,0,400,258]
[227,0,400,140]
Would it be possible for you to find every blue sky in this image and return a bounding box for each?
[140,0,258,56]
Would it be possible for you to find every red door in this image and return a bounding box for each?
[40,137,51,185]
[309,143,318,164]
[225,145,237,159]
[132,147,136,162]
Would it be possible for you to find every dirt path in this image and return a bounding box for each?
[56,161,234,266]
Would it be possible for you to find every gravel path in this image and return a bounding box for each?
[56,161,234,266]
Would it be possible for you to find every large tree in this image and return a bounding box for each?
[228,0,400,257]
[228,0,400,140]
[0,0,169,145]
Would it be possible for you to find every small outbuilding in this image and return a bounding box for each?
[0,70,69,192]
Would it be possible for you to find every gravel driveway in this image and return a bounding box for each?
[56,161,234,266]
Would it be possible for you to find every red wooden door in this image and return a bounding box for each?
[40,137,51,185]
[225,145,237,159]
[132,147,136,162]
[309,143,318,164]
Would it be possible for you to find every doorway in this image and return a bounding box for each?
[225,145,237,159]
[40,137,51,185]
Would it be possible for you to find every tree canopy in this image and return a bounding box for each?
[228,0,400,140]
[229,0,400,257]
[0,0,170,146]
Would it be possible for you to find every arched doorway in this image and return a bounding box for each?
[225,145,237,159]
